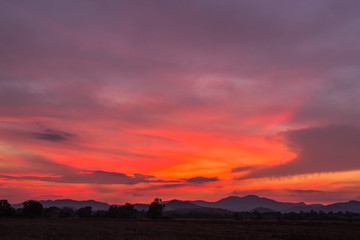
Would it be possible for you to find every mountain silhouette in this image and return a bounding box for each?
[164,200,205,210]
[12,199,110,210]
[323,200,360,213]
[192,195,305,212]
[11,196,360,213]
[133,203,149,211]
[283,204,324,213]
[133,200,202,211]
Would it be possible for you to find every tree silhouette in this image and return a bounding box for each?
[43,206,60,218]
[0,199,15,217]
[147,198,165,219]
[23,200,43,218]
[77,206,92,218]
[59,207,75,218]
[108,203,138,218]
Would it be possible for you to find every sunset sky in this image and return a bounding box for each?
[1,0,360,205]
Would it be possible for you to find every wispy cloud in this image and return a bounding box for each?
[0,154,164,185]
[231,166,254,173]
[185,176,219,184]
[33,129,73,142]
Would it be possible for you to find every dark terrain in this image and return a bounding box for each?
[1,218,360,240]
[3,196,360,239]
[11,195,360,213]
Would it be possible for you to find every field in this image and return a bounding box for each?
[1,219,360,240]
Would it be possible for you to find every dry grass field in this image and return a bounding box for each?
[0,218,360,240]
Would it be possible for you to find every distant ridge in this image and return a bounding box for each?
[164,200,205,210]
[133,199,203,211]
[286,200,360,213]
[12,199,110,211]
[10,195,360,213]
[193,195,305,212]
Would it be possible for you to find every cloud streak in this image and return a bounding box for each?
[0,171,155,185]
[32,129,73,142]
[0,154,162,185]
[185,176,219,184]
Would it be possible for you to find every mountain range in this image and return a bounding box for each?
[11,195,360,213]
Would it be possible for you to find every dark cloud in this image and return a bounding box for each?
[242,125,360,179]
[0,155,162,185]
[185,176,219,183]
[0,171,154,185]
[231,166,254,173]
[152,183,185,189]
[33,129,73,141]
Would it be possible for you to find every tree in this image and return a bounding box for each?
[43,206,60,218]
[147,198,165,219]
[23,200,43,218]
[108,203,138,218]
[59,207,75,218]
[0,199,15,217]
[77,206,92,218]
[93,210,108,218]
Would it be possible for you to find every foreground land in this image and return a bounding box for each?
[1,219,360,240]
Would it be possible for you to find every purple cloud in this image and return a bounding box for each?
[0,171,155,185]
[231,166,254,173]
[1,0,359,129]
[33,129,73,141]
[185,176,219,184]
[0,155,163,185]
[242,125,360,179]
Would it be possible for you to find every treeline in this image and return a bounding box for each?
[0,198,165,219]
[164,209,360,222]
[2,198,360,222]
[234,210,360,222]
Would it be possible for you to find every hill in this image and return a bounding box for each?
[10,196,360,213]
[191,195,305,212]
[12,199,110,211]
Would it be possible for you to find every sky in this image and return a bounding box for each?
[1,0,360,205]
